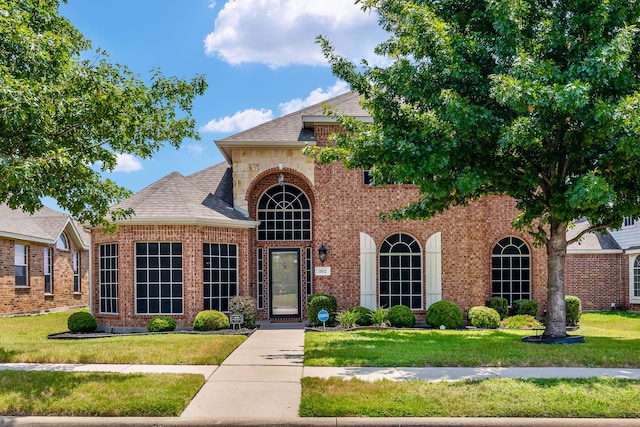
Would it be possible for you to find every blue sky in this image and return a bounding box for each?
[55,0,387,200]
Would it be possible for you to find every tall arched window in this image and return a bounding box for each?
[379,233,422,309]
[257,185,311,241]
[492,237,531,305]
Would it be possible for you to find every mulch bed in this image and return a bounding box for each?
[48,326,258,340]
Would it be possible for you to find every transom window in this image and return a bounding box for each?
[257,185,311,241]
[491,237,531,305]
[99,243,119,314]
[203,243,238,312]
[135,242,183,314]
[379,233,423,309]
[56,233,69,250]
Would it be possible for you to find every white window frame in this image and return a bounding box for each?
[73,251,80,293]
[628,250,640,304]
[203,243,238,312]
[379,233,424,310]
[134,242,184,315]
[56,233,69,250]
[99,243,119,314]
[14,244,28,287]
[44,247,52,294]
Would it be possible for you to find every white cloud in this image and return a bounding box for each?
[113,153,143,172]
[279,80,349,114]
[204,0,387,68]
[200,108,274,133]
[186,144,206,155]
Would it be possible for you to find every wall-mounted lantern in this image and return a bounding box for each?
[318,242,328,264]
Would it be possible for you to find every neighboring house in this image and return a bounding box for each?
[0,204,90,315]
[89,91,635,329]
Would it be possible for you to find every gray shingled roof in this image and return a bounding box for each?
[218,91,367,144]
[567,219,621,251]
[110,162,256,227]
[0,204,89,249]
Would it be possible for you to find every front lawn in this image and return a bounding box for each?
[300,377,640,418]
[0,370,204,416]
[0,311,246,364]
[304,311,640,368]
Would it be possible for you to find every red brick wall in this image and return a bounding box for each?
[565,253,629,310]
[91,224,251,328]
[0,237,89,315]
[244,124,548,319]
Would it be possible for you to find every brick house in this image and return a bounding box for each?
[0,204,90,316]
[89,91,636,328]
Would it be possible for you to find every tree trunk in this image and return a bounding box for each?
[543,220,568,339]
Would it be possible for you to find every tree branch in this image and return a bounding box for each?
[567,223,611,246]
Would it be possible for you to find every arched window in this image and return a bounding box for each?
[56,233,69,250]
[379,233,422,309]
[257,185,311,241]
[633,257,640,299]
[492,237,531,305]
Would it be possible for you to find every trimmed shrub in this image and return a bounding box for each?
[147,316,176,332]
[193,310,229,331]
[486,297,508,320]
[513,299,539,317]
[468,306,500,329]
[349,306,373,326]
[566,295,582,326]
[67,311,97,333]
[501,314,543,329]
[229,295,258,328]
[425,300,463,329]
[387,305,416,328]
[307,294,337,326]
[337,310,359,329]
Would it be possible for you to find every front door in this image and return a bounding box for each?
[269,249,301,318]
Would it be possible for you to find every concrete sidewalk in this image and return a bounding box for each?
[2,323,640,426]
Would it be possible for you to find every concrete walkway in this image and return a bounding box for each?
[2,323,640,426]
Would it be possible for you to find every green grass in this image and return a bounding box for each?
[0,311,246,364]
[0,370,204,416]
[304,311,640,368]
[300,377,640,418]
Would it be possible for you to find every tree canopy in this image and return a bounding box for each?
[311,0,640,338]
[0,0,207,230]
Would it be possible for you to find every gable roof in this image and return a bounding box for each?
[0,204,89,249]
[109,162,257,228]
[567,219,622,253]
[215,91,370,163]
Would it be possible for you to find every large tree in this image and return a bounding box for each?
[311,0,640,338]
[0,0,207,230]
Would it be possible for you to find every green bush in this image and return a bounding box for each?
[67,311,97,333]
[337,310,359,329]
[229,295,258,328]
[468,306,500,329]
[387,305,416,328]
[369,306,389,326]
[147,316,176,332]
[425,300,463,329]
[307,294,337,326]
[193,310,229,331]
[501,314,543,329]
[349,306,373,326]
[566,295,582,326]
[486,297,508,320]
[513,299,539,317]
